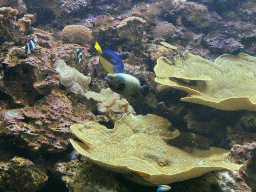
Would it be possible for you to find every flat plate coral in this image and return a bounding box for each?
[154,52,256,111]
[70,114,242,186]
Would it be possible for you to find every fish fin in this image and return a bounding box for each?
[140,85,150,96]
[33,35,38,43]
[114,66,124,74]
[102,49,123,64]
[116,82,126,91]
[94,42,103,54]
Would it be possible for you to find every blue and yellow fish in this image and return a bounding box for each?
[94,42,124,74]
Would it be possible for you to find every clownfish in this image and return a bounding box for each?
[94,42,124,74]
[104,73,149,97]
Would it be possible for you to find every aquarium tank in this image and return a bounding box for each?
[0,0,256,191]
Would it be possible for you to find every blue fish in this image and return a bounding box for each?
[94,42,124,74]
[157,185,171,192]
[25,35,37,54]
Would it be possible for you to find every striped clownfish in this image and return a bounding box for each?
[94,42,124,74]
[25,35,37,54]
[75,48,83,64]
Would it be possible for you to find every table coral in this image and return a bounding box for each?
[61,25,93,46]
[70,114,241,186]
[154,50,256,111]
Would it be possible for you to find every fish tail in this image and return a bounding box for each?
[94,42,103,54]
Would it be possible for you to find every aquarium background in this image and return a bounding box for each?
[0,0,256,191]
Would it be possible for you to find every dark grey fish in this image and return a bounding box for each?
[105,73,149,97]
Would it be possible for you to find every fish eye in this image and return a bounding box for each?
[109,76,114,80]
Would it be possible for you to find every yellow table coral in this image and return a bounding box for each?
[70,114,241,186]
[154,52,256,111]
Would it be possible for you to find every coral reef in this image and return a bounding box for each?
[229,143,256,190]
[117,16,146,56]
[0,92,95,151]
[117,16,146,44]
[53,157,130,192]
[202,21,256,54]
[60,0,90,14]
[85,88,135,114]
[61,25,93,46]
[154,51,256,111]
[152,21,177,40]
[0,7,22,43]
[0,157,48,191]
[54,59,91,96]
[0,0,27,15]
[70,114,241,186]
[0,0,255,190]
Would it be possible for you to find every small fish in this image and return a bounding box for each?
[76,48,83,64]
[105,73,149,97]
[157,185,171,192]
[94,42,124,74]
[25,35,37,54]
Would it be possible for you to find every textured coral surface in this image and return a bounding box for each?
[0,0,256,191]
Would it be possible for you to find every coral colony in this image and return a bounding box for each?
[0,0,256,191]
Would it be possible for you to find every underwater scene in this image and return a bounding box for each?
[0,0,256,191]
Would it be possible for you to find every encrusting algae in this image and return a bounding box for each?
[70,114,242,186]
[154,49,256,111]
